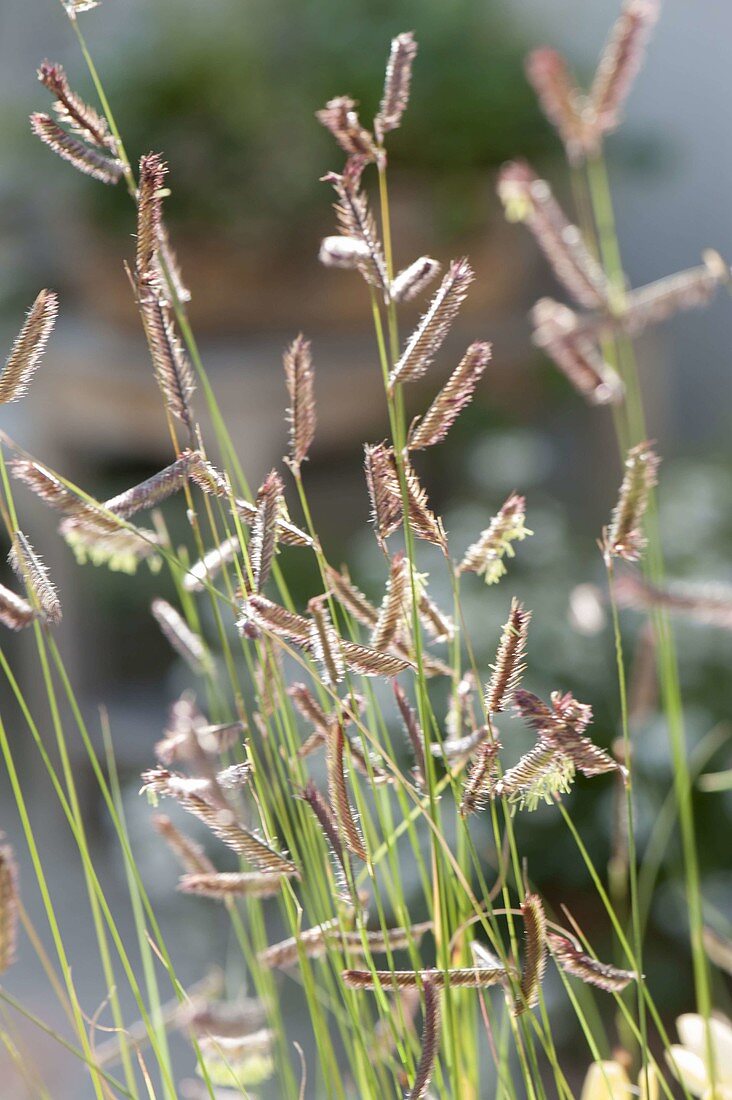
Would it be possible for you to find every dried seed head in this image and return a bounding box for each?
[590,0,661,141]
[458,493,531,584]
[485,598,531,714]
[140,295,196,433]
[325,564,379,628]
[250,470,284,592]
[326,720,368,861]
[513,688,622,780]
[548,932,636,993]
[152,813,215,876]
[238,594,310,643]
[418,589,455,644]
[605,441,659,562]
[151,598,213,677]
[498,162,609,310]
[38,60,111,150]
[308,597,346,687]
[326,161,388,296]
[317,96,378,160]
[298,779,350,886]
[343,967,506,990]
[371,552,412,653]
[495,740,575,811]
[136,152,167,288]
[283,335,316,473]
[409,980,440,1100]
[409,341,491,450]
[390,257,441,303]
[30,112,123,184]
[318,236,371,269]
[376,31,418,142]
[0,844,19,974]
[389,259,474,390]
[339,638,411,678]
[364,442,403,550]
[516,894,548,1014]
[9,531,62,625]
[532,298,624,406]
[525,48,589,166]
[178,871,287,900]
[142,768,297,875]
[0,583,36,632]
[0,290,58,405]
[403,459,448,551]
[459,741,501,816]
[103,452,202,521]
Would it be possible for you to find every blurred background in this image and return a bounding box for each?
[1,0,731,1095]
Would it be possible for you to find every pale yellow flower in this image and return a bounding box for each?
[666,1013,732,1099]
[581,1060,659,1100]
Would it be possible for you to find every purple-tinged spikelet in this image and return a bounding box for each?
[604,441,659,562]
[371,552,412,653]
[532,298,624,406]
[9,531,62,625]
[364,442,403,550]
[485,598,531,714]
[0,843,19,974]
[238,595,310,644]
[458,493,531,584]
[30,113,123,184]
[390,257,441,303]
[283,334,316,473]
[308,597,346,687]
[403,460,448,551]
[589,0,661,141]
[250,470,284,592]
[103,451,202,521]
[408,980,441,1100]
[140,295,196,434]
[298,780,351,886]
[317,96,378,161]
[0,290,58,405]
[409,341,491,450]
[326,720,368,861]
[515,894,548,1014]
[547,932,636,993]
[339,638,411,678]
[375,32,418,142]
[498,162,609,310]
[389,259,474,390]
[37,60,112,151]
[459,741,501,816]
[136,153,167,288]
[151,598,213,676]
[525,48,589,166]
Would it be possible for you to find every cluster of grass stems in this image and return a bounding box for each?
[0,1,730,1097]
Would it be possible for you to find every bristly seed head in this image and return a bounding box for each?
[375,31,418,143]
[283,334,316,474]
[604,441,660,563]
[0,290,58,406]
[0,843,19,975]
[485,598,531,714]
[458,493,531,584]
[316,96,378,161]
[390,257,441,303]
